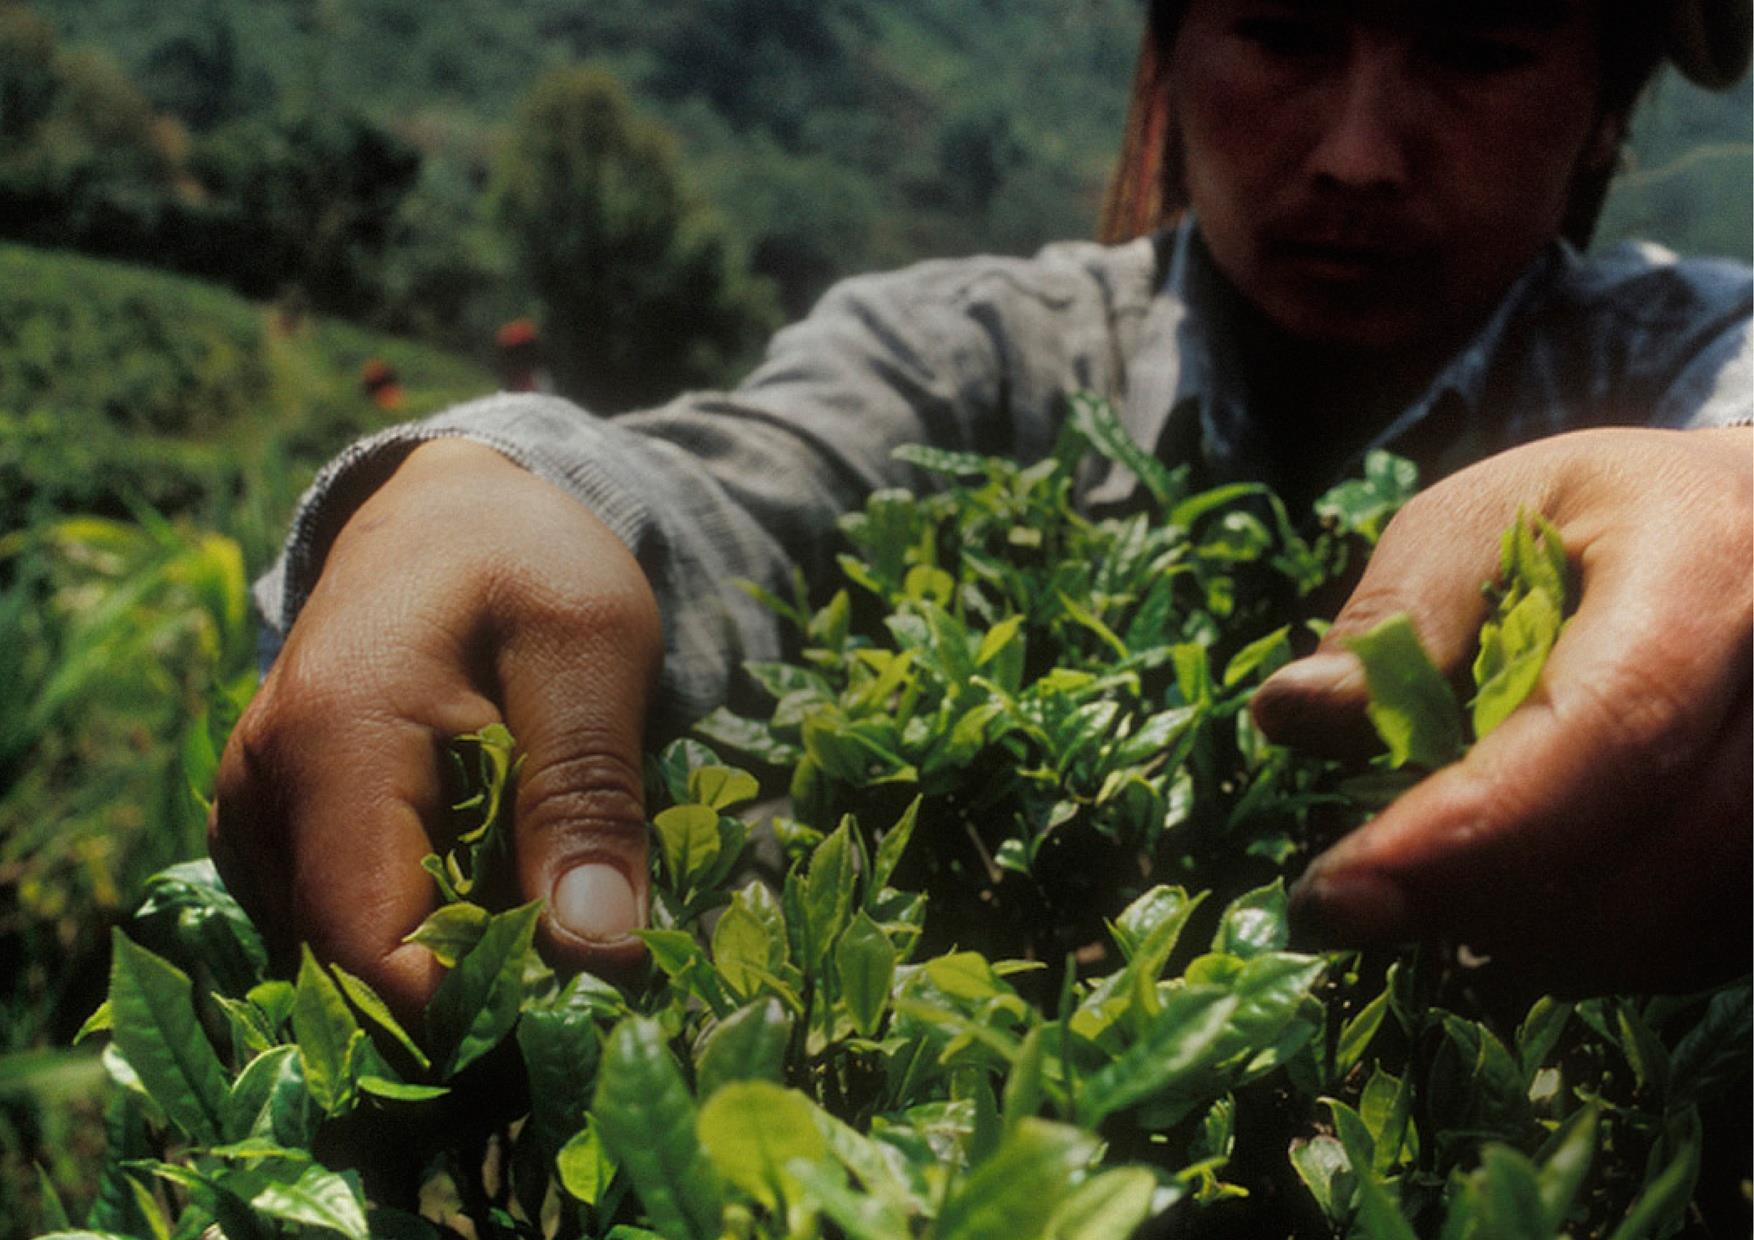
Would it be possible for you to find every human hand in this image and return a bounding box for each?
[209,438,661,1016]
[1252,426,1752,994]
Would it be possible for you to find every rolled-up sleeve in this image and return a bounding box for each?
[253,237,1161,732]
[1666,315,1754,430]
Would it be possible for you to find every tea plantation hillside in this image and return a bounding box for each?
[0,242,495,1233]
[0,242,494,543]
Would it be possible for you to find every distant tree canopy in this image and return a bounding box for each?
[8,0,1750,409]
[493,67,778,411]
[0,5,183,241]
[0,3,430,324]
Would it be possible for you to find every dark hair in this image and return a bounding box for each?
[1101,0,1669,246]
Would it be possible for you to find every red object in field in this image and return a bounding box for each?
[496,318,539,350]
[361,358,404,411]
[496,318,553,393]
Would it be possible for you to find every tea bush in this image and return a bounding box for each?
[45,398,1752,1239]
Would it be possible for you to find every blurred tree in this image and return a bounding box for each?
[138,0,246,131]
[0,6,183,262]
[0,3,57,136]
[184,109,423,315]
[492,66,778,411]
[646,0,857,147]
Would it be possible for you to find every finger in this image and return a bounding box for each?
[212,645,500,1018]
[490,554,663,979]
[1288,514,1751,966]
[1252,454,1558,755]
[1532,685,1752,996]
[1312,687,1751,997]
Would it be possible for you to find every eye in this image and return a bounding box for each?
[1232,15,1344,59]
[1423,33,1540,75]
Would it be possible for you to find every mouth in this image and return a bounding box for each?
[1267,239,1417,282]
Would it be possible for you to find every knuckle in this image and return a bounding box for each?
[1561,658,1698,775]
[1327,580,1421,643]
[213,700,282,821]
[486,546,660,659]
[517,747,647,841]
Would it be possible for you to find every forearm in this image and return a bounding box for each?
[255,238,1161,733]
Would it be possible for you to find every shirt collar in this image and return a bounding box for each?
[1110,217,1566,496]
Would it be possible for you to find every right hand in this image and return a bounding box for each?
[209,438,662,1016]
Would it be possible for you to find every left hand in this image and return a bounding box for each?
[1252,426,1752,994]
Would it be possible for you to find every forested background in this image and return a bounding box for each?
[7,0,1752,410]
[0,0,1749,1232]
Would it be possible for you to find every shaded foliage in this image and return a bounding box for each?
[491,67,779,412]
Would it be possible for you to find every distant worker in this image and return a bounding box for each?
[360,359,404,412]
[496,318,555,394]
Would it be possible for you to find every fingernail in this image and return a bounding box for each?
[1289,869,1410,948]
[554,863,639,942]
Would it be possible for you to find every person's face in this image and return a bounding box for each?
[1170,0,1611,352]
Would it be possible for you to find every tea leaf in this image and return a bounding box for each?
[1515,997,1572,1081]
[107,930,228,1143]
[1471,587,1561,738]
[290,947,361,1116]
[1069,390,1183,511]
[837,911,897,1038]
[135,860,267,997]
[1607,1110,1702,1240]
[802,818,857,961]
[1345,615,1465,769]
[783,1158,911,1240]
[1222,625,1291,688]
[654,804,723,892]
[518,978,603,1159]
[425,900,542,1077]
[1043,1165,1158,1239]
[1614,1000,1671,1104]
[1468,1146,1549,1240]
[697,998,792,1100]
[1336,989,1390,1078]
[329,963,430,1071]
[688,765,761,812]
[556,1117,617,1205]
[698,1081,828,1210]
[594,1017,722,1240]
[224,1046,298,1142]
[1535,1105,1598,1231]
[1669,981,1753,1108]
[1210,880,1288,959]
[1326,1099,1417,1240]
[933,1118,1099,1240]
[1290,1135,1351,1222]
[870,797,921,896]
[356,1077,447,1102]
[248,1161,370,1240]
[402,901,491,968]
[1079,988,1240,1125]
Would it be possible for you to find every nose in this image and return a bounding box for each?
[1307,45,1412,194]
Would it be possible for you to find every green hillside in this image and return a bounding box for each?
[0,242,494,556]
